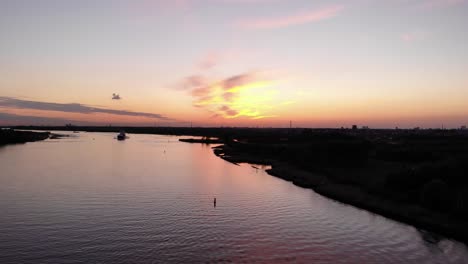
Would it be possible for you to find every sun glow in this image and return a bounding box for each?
[192,79,287,119]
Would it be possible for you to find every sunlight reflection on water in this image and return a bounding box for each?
[0,132,467,263]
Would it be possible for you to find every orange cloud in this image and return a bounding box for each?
[182,72,290,119]
[237,4,344,29]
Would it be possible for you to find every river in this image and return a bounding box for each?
[0,132,467,263]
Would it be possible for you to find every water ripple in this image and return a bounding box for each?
[0,132,467,263]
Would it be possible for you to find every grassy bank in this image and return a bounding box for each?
[212,129,468,244]
[0,129,50,146]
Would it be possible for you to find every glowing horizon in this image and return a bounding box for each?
[1,0,467,128]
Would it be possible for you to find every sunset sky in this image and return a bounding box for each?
[1,0,467,128]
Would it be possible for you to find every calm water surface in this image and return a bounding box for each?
[1,132,467,263]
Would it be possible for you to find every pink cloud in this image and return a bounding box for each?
[173,75,208,91]
[195,49,254,70]
[197,52,222,70]
[236,5,344,30]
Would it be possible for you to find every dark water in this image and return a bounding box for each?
[0,132,467,264]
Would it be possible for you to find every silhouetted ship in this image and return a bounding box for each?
[117,131,126,141]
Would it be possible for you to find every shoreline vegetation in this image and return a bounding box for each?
[8,125,468,243]
[179,137,223,144]
[211,129,468,244]
[0,129,71,146]
[214,144,468,244]
[0,129,50,145]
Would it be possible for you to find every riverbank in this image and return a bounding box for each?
[213,143,468,244]
[0,129,50,146]
[179,138,223,144]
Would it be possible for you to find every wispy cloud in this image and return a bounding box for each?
[0,97,170,120]
[176,75,209,91]
[197,52,222,70]
[236,4,344,30]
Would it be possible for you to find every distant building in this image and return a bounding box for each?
[352,125,358,130]
[461,126,467,130]
[362,126,369,130]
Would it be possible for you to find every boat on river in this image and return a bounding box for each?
[117,131,126,140]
